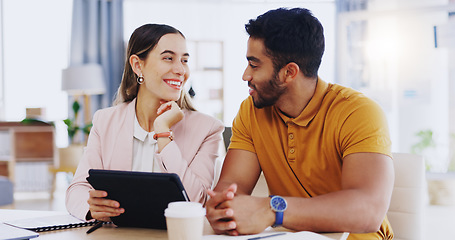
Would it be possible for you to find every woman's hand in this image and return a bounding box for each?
[154,101,184,132]
[87,189,124,222]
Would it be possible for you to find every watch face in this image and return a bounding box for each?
[271,196,287,212]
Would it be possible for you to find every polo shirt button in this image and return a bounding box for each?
[290,148,295,154]
[289,133,294,139]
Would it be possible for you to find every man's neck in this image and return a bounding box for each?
[275,77,318,118]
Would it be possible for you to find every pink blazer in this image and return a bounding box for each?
[66,99,224,220]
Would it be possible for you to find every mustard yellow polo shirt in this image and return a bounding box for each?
[230,79,393,240]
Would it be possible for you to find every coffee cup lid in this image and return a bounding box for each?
[164,201,206,218]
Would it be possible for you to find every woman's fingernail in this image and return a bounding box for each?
[227,192,234,198]
[226,209,233,216]
[229,222,236,229]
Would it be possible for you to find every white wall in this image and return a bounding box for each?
[123,0,336,126]
[2,0,72,121]
[2,0,72,147]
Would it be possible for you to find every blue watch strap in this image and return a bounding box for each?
[273,211,284,227]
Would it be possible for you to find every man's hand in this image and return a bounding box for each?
[87,189,124,222]
[206,183,275,236]
[218,195,274,235]
[206,184,238,235]
[206,149,264,235]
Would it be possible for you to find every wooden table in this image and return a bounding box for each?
[0,209,348,240]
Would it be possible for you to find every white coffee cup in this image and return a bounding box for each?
[164,201,206,240]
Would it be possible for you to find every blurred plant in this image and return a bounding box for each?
[411,129,436,171]
[21,118,54,126]
[411,130,436,154]
[63,100,92,144]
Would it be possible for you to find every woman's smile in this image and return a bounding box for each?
[163,78,183,90]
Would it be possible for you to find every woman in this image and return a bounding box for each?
[66,24,224,222]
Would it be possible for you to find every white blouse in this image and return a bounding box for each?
[131,115,162,172]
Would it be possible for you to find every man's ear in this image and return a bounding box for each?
[129,55,142,76]
[282,62,300,83]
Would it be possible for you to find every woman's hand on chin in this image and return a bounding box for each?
[154,101,184,132]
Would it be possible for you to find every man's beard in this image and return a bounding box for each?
[250,72,286,109]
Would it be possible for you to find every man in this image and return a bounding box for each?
[206,8,395,240]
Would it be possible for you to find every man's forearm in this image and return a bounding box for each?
[214,180,251,195]
[282,189,388,233]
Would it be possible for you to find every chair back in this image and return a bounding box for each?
[223,127,232,152]
[213,127,233,188]
[388,153,426,240]
[0,176,13,206]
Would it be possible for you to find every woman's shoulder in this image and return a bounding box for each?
[184,110,221,123]
[93,101,134,122]
[182,110,224,130]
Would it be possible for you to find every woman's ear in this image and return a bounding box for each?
[282,62,300,83]
[129,55,142,76]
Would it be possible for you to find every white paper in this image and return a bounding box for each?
[0,223,39,239]
[203,231,338,240]
[4,214,85,230]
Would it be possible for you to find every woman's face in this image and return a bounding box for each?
[140,33,189,102]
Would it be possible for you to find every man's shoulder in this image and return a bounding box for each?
[328,83,362,98]
[238,96,274,113]
[327,83,378,106]
[239,96,254,108]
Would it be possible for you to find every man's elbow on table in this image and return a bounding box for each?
[351,204,388,233]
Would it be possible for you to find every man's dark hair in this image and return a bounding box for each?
[245,8,325,78]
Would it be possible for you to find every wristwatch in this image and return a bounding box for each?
[270,195,287,227]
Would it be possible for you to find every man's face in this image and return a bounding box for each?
[242,37,286,108]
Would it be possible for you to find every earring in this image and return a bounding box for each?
[137,74,144,84]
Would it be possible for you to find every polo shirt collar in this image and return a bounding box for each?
[275,78,328,127]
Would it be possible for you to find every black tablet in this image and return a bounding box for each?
[86,169,189,229]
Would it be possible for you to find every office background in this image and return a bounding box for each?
[0,0,454,238]
[1,0,454,170]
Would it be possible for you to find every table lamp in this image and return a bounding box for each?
[61,63,106,128]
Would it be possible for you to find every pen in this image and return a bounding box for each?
[247,232,287,240]
[86,221,103,234]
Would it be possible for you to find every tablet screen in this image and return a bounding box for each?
[87,169,189,229]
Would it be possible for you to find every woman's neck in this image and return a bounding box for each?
[135,95,160,132]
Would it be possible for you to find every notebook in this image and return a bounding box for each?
[0,223,39,240]
[86,169,189,229]
[4,214,97,232]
